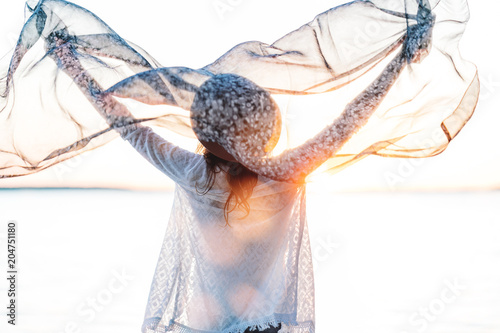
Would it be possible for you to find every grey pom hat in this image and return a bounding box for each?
[190,74,282,162]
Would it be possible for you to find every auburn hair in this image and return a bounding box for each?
[196,145,258,224]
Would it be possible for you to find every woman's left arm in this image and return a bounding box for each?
[120,126,204,186]
[48,29,203,186]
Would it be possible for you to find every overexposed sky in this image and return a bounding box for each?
[0,0,498,192]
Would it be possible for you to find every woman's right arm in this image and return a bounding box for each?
[239,20,433,184]
[234,49,409,183]
[224,3,434,183]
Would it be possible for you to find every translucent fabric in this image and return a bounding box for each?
[0,1,480,333]
[119,125,314,332]
[0,0,479,183]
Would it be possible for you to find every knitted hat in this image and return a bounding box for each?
[190,74,282,162]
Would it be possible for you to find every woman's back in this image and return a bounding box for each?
[137,142,315,332]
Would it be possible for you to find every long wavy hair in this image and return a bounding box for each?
[196,146,259,224]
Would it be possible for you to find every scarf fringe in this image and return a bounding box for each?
[142,316,314,333]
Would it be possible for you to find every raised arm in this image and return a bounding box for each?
[47,28,203,185]
[241,48,409,183]
[119,126,204,186]
[232,2,435,183]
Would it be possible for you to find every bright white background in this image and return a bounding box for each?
[0,1,499,333]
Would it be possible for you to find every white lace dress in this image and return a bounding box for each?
[122,126,315,333]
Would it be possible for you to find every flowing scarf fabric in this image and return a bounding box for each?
[0,0,479,182]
